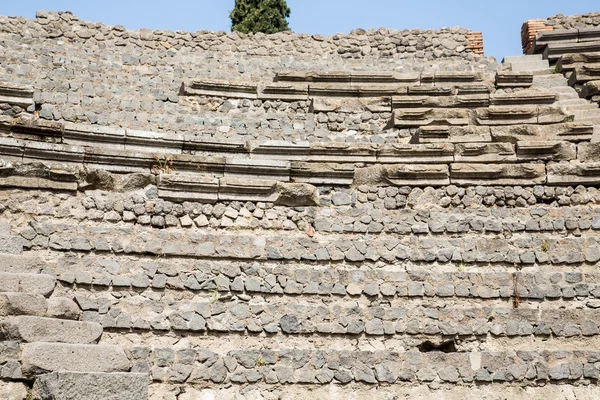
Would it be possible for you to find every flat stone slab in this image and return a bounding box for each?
[0,273,56,297]
[0,293,47,317]
[0,381,28,400]
[32,372,148,400]
[21,343,130,378]
[1,316,102,344]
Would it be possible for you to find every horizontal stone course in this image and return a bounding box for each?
[126,347,600,385]
[32,372,148,400]
[77,294,600,338]
[0,316,103,344]
[21,342,130,378]
[15,220,600,265]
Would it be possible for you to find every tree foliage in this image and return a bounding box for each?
[230,0,291,34]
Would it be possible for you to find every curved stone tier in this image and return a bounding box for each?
[2,9,600,400]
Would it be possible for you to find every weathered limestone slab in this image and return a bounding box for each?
[183,136,246,154]
[354,164,449,186]
[170,153,225,175]
[544,41,600,62]
[124,129,184,154]
[218,177,279,202]
[532,29,579,53]
[32,372,148,400]
[83,147,155,173]
[491,123,594,142]
[475,106,538,125]
[407,86,453,96]
[378,143,454,163]
[578,142,600,162]
[516,141,577,161]
[309,83,406,97]
[581,80,600,98]
[490,89,557,105]
[276,71,420,85]
[0,316,102,344]
[247,140,310,161]
[495,72,533,88]
[433,71,484,86]
[258,83,308,101]
[0,176,78,192]
[157,174,219,202]
[63,123,126,150]
[0,273,56,297]
[307,142,378,163]
[557,52,600,72]
[224,157,290,181]
[21,343,130,378]
[450,163,546,185]
[10,117,63,141]
[291,162,355,185]
[0,82,34,108]
[0,381,27,400]
[183,80,258,99]
[547,162,600,185]
[311,97,390,113]
[454,143,516,163]
[0,137,25,162]
[394,108,469,127]
[23,141,85,164]
[392,94,489,109]
[0,293,47,317]
[417,126,492,144]
[568,64,600,86]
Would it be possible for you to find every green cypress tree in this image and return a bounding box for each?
[230,0,291,34]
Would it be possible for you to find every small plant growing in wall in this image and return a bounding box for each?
[152,154,174,174]
[541,240,550,253]
[257,357,267,366]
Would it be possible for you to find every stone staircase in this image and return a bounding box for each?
[502,54,550,72]
[0,268,148,399]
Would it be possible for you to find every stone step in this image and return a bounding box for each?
[532,74,569,89]
[21,343,130,378]
[0,316,102,344]
[503,54,543,64]
[573,109,600,119]
[510,60,550,72]
[557,98,595,106]
[0,273,56,297]
[0,292,47,317]
[562,104,600,112]
[32,372,148,400]
[551,86,580,96]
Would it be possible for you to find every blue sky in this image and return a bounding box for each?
[2,1,598,60]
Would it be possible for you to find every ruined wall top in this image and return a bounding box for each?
[0,10,484,60]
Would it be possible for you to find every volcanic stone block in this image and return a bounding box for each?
[0,273,56,297]
[32,372,148,400]
[0,293,47,317]
[21,343,130,378]
[454,143,516,163]
[516,141,576,161]
[547,162,600,185]
[0,316,103,344]
[450,163,546,185]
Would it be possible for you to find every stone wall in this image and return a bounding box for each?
[546,12,600,30]
[2,9,600,400]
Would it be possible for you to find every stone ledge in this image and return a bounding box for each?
[21,343,130,378]
[32,372,148,400]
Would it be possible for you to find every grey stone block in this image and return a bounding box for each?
[0,292,47,316]
[1,316,103,344]
[0,273,56,297]
[21,343,130,378]
[32,372,148,400]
